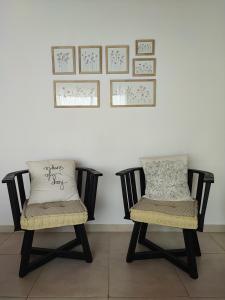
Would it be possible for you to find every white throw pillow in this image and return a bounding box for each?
[140,155,192,201]
[27,160,80,204]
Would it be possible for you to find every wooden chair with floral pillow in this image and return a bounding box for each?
[116,155,214,279]
[2,159,102,277]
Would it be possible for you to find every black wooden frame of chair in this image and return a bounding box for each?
[116,167,214,279]
[2,167,102,277]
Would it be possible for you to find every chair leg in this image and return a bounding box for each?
[19,230,34,278]
[74,225,81,243]
[76,224,92,263]
[138,223,148,243]
[192,231,201,256]
[183,229,198,279]
[126,222,141,263]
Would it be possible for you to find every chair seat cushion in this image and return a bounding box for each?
[21,200,88,230]
[130,197,198,229]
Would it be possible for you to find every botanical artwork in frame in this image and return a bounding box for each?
[54,80,100,108]
[51,46,76,74]
[133,58,156,76]
[106,45,129,74]
[135,39,155,55]
[79,46,102,74]
[110,79,156,107]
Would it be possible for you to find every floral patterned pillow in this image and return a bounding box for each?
[141,155,192,201]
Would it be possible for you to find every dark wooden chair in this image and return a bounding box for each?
[116,167,214,279]
[2,167,102,277]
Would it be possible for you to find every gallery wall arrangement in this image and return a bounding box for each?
[51,39,156,108]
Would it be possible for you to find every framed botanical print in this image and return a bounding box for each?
[54,80,100,108]
[133,58,156,76]
[135,39,155,55]
[110,79,156,107]
[78,46,102,74]
[51,46,76,74]
[106,45,129,74]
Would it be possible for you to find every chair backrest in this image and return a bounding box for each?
[2,167,102,231]
[116,167,144,220]
[116,167,214,232]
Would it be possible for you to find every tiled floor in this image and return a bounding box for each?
[0,231,225,299]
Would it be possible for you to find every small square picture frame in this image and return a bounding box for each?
[133,58,156,76]
[78,46,102,74]
[51,46,76,75]
[106,45,129,74]
[135,39,155,56]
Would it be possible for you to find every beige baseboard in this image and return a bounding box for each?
[0,224,225,233]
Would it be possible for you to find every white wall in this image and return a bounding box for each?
[1,0,225,226]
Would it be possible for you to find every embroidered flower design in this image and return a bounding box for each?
[143,160,191,201]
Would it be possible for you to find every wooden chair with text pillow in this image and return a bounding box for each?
[2,160,102,277]
[116,155,214,279]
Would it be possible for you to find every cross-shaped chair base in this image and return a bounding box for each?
[19,224,92,277]
[127,222,200,279]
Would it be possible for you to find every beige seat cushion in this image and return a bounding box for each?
[21,200,88,230]
[130,197,198,229]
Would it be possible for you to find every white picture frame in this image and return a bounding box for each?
[133,58,156,76]
[51,46,76,74]
[110,79,156,107]
[54,80,100,108]
[79,46,102,74]
[106,45,129,74]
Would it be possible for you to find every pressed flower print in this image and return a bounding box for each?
[52,47,75,74]
[54,81,100,107]
[79,46,102,74]
[106,46,129,73]
[111,80,156,107]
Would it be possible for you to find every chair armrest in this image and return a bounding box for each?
[2,170,29,183]
[188,168,214,231]
[76,167,102,177]
[116,167,142,176]
[188,169,214,183]
[76,167,102,221]
[2,169,29,231]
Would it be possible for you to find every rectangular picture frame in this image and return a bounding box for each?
[110,79,156,107]
[106,45,129,74]
[135,39,155,56]
[51,46,76,75]
[54,80,100,108]
[78,46,102,74]
[133,58,156,76]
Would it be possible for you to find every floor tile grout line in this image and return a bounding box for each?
[209,233,225,251]
[26,264,46,298]
[27,297,110,299]
[107,232,110,298]
[40,296,224,299]
[0,232,14,248]
[167,259,190,298]
[174,266,191,297]
[106,295,200,298]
